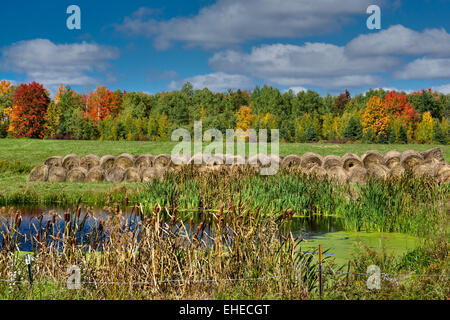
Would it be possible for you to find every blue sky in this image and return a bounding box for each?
[1,0,450,96]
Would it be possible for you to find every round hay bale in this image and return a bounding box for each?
[66,167,87,182]
[80,154,100,171]
[62,154,80,171]
[342,153,363,172]
[326,166,348,184]
[400,150,424,171]
[348,167,368,184]
[44,156,62,168]
[141,168,165,182]
[413,163,440,178]
[248,154,271,167]
[86,167,105,182]
[420,148,445,164]
[301,153,323,170]
[125,167,141,182]
[389,165,406,178]
[322,155,342,170]
[367,164,390,180]
[100,155,116,171]
[48,166,66,182]
[105,167,125,183]
[384,151,401,169]
[437,165,450,183]
[361,150,384,168]
[307,164,327,179]
[281,155,302,169]
[154,154,172,169]
[134,154,154,169]
[28,164,49,182]
[115,153,134,170]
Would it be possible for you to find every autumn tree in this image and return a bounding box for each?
[416,112,434,143]
[86,86,120,125]
[333,89,351,114]
[362,96,390,136]
[11,82,50,138]
[236,105,255,131]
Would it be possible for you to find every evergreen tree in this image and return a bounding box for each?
[362,127,376,143]
[305,125,318,142]
[433,123,447,145]
[398,125,408,144]
[377,131,388,144]
[342,117,362,140]
[388,127,396,144]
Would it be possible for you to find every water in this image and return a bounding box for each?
[0,206,420,265]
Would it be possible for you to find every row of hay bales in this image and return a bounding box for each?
[28,148,449,184]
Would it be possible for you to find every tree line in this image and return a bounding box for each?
[0,80,448,144]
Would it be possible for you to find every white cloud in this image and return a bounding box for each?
[346,25,450,57]
[116,0,382,49]
[284,86,308,94]
[394,57,450,80]
[168,72,253,92]
[434,84,450,94]
[0,39,119,91]
[209,43,396,89]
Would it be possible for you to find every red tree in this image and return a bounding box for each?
[384,91,420,125]
[85,86,120,124]
[11,82,50,138]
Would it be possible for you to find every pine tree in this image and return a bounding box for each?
[433,123,447,145]
[305,125,318,142]
[398,125,408,144]
[342,117,362,140]
[388,127,396,144]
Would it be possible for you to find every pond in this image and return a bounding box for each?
[0,206,420,266]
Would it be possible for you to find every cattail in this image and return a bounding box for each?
[125,196,129,208]
[146,218,151,225]
[170,214,176,227]
[115,205,119,215]
[189,218,194,232]
[64,212,70,222]
[282,209,286,220]
[98,220,104,232]
[151,217,156,227]
[288,209,293,220]
[56,232,61,240]
[76,207,81,219]
[17,216,22,228]
[45,220,51,229]
[52,212,56,224]
[14,212,19,226]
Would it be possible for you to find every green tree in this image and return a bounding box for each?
[342,117,362,140]
[305,125,318,142]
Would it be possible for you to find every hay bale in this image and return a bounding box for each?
[301,153,323,170]
[80,154,100,171]
[384,151,401,169]
[125,167,141,182]
[420,148,445,164]
[134,154,154,169]
[322,155,342,170]
[66,167,87,182]
[62,154,80,171]
[154,154,172,169]
[400,150,424,171]
[307,164,327,179]
[100,155,116,171]
[412,163,440,178]
[44,156,62,168]
[28,164,49,182]
[367,164,390,180]
[281,155,302,169]
[105,167,125,183]
[48,166,66,182]
[437,165,450,183]
[86,167,105,182]
[115,153,134,170]
[348,167,368,184]
[390,165,406,178]
[361,150,384,168]
[342,153,363,172]
[141,168,165,182]
[326,166,348,184]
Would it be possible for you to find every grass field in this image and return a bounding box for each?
[0,138,448,207]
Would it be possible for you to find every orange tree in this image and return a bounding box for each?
[384,91,420,126]
[10,82,50,138]
[85,86,120,125]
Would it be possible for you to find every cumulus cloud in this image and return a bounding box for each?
[168,72,253,92]
[434,84,450,94]
[394,57,450,80]
[115,0,381,49]
[209,43,396,89]
[0,39,119,90]
[284,86,308,94]
[346,25,450,57]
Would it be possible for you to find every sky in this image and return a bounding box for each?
[1,0,450,96]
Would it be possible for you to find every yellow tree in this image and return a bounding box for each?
[0,80,11,97]
[236,105,254,131]
[416,112,434,143]
[362,96,390,136]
